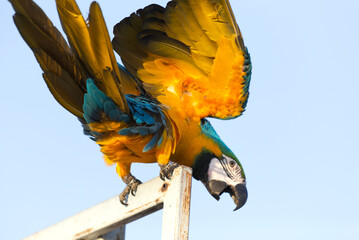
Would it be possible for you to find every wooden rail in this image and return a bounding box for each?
[23,166,192,240]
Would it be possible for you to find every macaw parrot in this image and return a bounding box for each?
[9,0,252,211]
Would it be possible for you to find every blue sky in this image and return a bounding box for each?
[0,0,358,239]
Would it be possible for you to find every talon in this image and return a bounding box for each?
[119,175,142,206]
[120,198,128,206]
[160,171,166,181]
[130,179,141,196]
[159,163,180,180]
[119,185,131,206]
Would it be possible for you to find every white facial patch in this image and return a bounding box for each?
[208,157,228,182]
[207,155,245,186]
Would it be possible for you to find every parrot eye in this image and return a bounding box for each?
[219,155,245,182]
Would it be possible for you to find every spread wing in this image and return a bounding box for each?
[113,0,252,120]
[9,0,178,165]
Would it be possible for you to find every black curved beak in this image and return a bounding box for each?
[205,180,248,211]
[231,183,248,211]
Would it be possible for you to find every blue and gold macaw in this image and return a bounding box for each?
[9,0,252,210]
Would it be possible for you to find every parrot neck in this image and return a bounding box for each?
[170,119,222,167]
[191,148,215,182]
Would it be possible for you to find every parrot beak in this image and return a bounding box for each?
[206,180,248,211]
[232,183,248,211]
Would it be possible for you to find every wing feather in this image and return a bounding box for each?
[113,15,149,79]
[10,0,141,118]
[56,0,134,112]
[113,0,252,120]
[10,0,87,118]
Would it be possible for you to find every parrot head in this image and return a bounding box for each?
[192,119,247,211]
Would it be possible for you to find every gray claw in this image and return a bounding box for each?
[119,185,131,206]
[119,175,142,206]
[159,163,180,180]
[130,179,141,196]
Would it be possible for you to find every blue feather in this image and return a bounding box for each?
[109,110,130,122]
[143,113,156,125]
[143,131,162,152]
[103,100,116,115]
[126,96,158,125]
[135,126,150,136]
[83,103,100,122]
[118,128,131,135]
[201,119,238,161]
[83,112,95,124]
[157,133,164,146]
[84,92,100,112]
[82,80,169,154]
[149,122,162,133]
[83,78,131,124]
[119,126,150,136]
[87,80,108,108]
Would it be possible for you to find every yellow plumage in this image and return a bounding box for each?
[56,0,135,112]
[119,0,250,121]
[10,0,251,207]
[137,37,247,120]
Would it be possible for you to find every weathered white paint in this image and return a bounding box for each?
[23,166,192,240]
[161,167,192,240]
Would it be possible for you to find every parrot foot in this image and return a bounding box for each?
[119,174,142,206]
[159,162,180,181]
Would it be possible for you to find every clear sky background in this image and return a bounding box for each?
[0,0,358,239]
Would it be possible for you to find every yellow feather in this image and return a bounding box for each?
[116,163,131,178]
[42,72,84,118]
[165,0,217,58]
[156,131,172,165]
[209,38,237,88]
[113,14,150,78]
[103,155,115,167]
[56,0,129,112]
[132,0,250,120]
[56,0,97,73]
[10,0,87,118]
